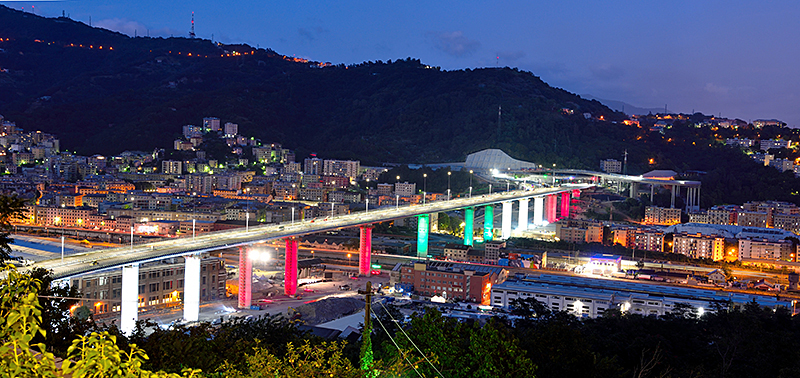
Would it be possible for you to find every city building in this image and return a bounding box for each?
[644,206,681,225]
[396,261,507,304]
[672,233,725,260]
[161,160,182,175]
[202,117,220,132]
[443,243,471,261]
[491,274,790,318]
[223,122,238,138]
[394,182,416,197]
[555,219,603,243]
[739,238,795,261]
[303,157,323,175]
[760,139,791,151]
[322,159,360,181]
[599,159,622,173]
[71,257,226,317]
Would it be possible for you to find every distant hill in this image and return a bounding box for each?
[1,5,800,208]
[581,95,669,116]
[0,5,629,167]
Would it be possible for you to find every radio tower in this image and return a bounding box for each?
[189,12,196,38]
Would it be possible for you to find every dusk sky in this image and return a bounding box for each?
[5,1,800,126]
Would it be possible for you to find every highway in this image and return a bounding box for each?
[21,184,591,280]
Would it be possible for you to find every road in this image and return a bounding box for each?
[18,185,590,280]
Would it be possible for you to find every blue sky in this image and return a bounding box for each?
[5,0,800,126]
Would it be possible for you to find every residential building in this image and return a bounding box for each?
[161,160,182,175]
[644,206,681,225]
[673,233,725,260]
[394,182,416,197]
[303,157,323,175]
[396,261,507,304]
[725,138,757,148]
[484,241,506,264]
[223,122,238,138]
[323,159,360,181]
[770,158,794,172]
[739,238,795,261]
[600,159,622,173]
[71,257,225,317]
[555,219,603,243]
[444,243,471,261]
[760,139,791,151]
[202,117,220,132]
[737,211,769,228]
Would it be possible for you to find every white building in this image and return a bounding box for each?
[600,159,622,173]
[203,117,220,132]
[739,238,794,261]
[161,160,182,175]
[323,159,360,180]
[394,182,416,197]
[223,122,238,138]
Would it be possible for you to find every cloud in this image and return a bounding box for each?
[496,51,526,64]
[298,26,328,42]
[95,18,182,38]
[589,64,624,80]
[428,31,480,57]
[704,82,730,95]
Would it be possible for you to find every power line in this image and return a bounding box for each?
[376,300,444,378]
[370,306,424,378]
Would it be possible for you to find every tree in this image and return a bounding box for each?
[0,266,200,377]
[219,341,362,378]
[0,195,27,262]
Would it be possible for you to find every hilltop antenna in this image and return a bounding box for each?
[496,55,499,67]
[189,12,196,38]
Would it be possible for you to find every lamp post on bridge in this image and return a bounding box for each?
[469,170,473,198]
[423,173,427,205]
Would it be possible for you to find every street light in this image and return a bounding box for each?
[469,170,473,198]
[396,195,399,210]
[423,173,427,205]
[291,207,295,224]
[489,184,492,194]
[365,198,369,214]
[347,253,352,266]
[447,171,451,200]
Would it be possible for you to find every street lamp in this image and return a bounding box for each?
[489,184,492,194]
[396,195,399,210]
[365,198,369,214]
[347,253,351,266]
[55,217,64,262]
[469,170,473,198]
[447,171,451,200]
[423,173,427,205]
[291,207,295,224]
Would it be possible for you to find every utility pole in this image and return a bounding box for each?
[358,281,374,375]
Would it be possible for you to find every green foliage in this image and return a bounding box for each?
[0,265,199,377]
[219,340,362,378]
[0,195,28,261]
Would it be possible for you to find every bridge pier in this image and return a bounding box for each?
[120,263,139,336]
[501,201,512,239]
[359,225,372,275]
[518,198,530,231]
[183,255,201,322]
[561,192,570,219]
[629,183,638,198]
[483,205,494,242]
[284,237,298,296]
[238,247,252,308]
[417,214,429,258]
[533,197,544,226]
[464,207,474,246]
[546,194,557,223]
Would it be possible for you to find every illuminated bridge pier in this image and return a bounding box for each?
[28,184,591,336]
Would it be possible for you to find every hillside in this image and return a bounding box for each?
[1,5,800,207]
[0,6,628,165]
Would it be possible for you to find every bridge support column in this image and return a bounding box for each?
[572,189,581,198]
[547,195,558,223]
[183,255,201,322]
[238,247,252,308]
[417,214,429,258]
[501,201,513,239]
[284,238,298,296]
[519,198,530,231]
[483,205,494,242]
[533,197,544,226]
[464,207,474,246]
[120,263,139,336]
[561,192,570,219]
[629,183,638,198]
[359,225,372,275]
[670,185,676,208]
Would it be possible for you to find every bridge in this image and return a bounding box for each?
[24,184,591,334]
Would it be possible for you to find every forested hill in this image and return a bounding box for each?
[0,5,630,166]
